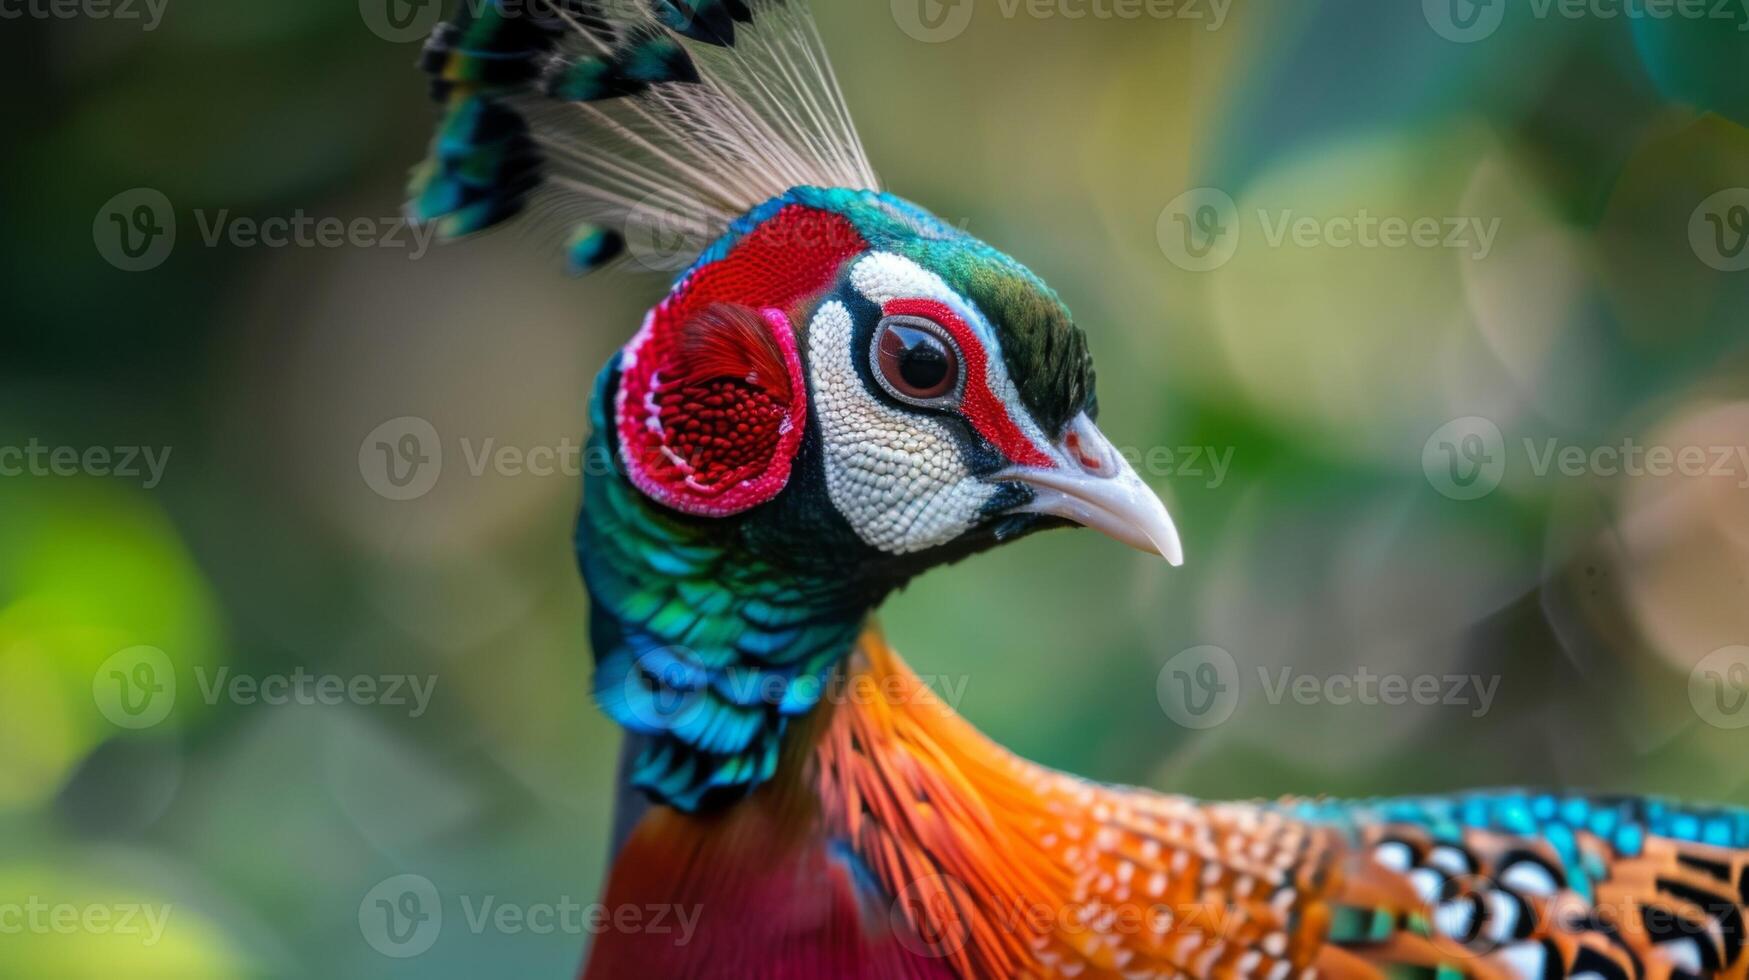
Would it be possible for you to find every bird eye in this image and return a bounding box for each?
[871,316,962,406]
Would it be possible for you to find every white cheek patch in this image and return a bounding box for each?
[808,299,995,555]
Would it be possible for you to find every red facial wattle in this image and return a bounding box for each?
[615,205,867,517]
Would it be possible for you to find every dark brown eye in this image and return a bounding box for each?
[872,316,961,405]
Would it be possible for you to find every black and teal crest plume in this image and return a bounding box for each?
[406,0,878,276]
[401,0,1102,817]
[540,25,697,102]
[650,0,752,46]
[408,3,885,808]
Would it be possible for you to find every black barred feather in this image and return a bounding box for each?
[616,27,698,83]
[566,224,626,274]
[407,92,543,238]
[540,26,698,102]
[418,3,565,99]
[650,0,741,46]
[407,0,877,272]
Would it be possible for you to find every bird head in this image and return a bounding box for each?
[405,1,1181,808]
[604,187,1182,595]
[574,188,1183,807]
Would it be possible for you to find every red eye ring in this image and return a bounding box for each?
[870,315,963,407]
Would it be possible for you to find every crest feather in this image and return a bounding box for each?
[407,0,878,275]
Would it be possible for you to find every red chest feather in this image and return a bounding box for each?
[581,800,957,980]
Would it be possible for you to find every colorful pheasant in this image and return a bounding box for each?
[407,3,1749,977]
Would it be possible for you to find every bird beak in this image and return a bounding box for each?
[994,413,1184,566]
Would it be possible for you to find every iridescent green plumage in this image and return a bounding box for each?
[578,356,866,810]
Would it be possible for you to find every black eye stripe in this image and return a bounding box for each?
[869,314,965,409]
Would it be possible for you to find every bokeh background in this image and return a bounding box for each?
[4,0,1749,975]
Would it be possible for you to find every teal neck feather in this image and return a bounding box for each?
[577,358,870,811]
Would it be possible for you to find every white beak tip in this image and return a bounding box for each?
[1159,538,1186,567]
[1129,503,1185,566]
[996,413,1187,569]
